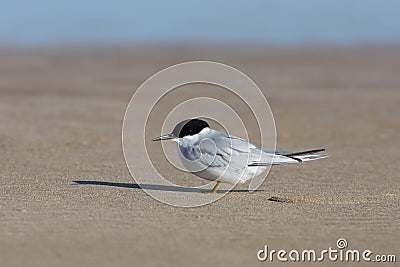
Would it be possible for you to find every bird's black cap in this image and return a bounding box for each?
[172,119,209,138]
[152,118,209,141]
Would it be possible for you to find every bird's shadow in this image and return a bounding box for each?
[72,180,264,193]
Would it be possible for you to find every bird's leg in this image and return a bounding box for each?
[202,181,221,194]
[210,181,221,194]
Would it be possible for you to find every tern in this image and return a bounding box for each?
[153,119,328,193]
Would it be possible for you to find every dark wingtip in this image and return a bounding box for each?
[283,148,325,157]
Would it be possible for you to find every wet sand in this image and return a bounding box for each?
[0,46,399,266]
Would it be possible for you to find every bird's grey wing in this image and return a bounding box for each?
[197,138,229,168]
[198,132,309,170]
[206,132,302,166]
[198,132,256,170]
[212,133,279,166]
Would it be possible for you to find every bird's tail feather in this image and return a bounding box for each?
[249,148,328,166]
[282,148,325,157]
[277,148,328,164]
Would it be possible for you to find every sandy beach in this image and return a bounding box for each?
[0,46,399,266]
